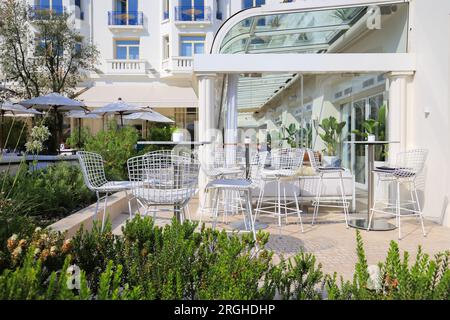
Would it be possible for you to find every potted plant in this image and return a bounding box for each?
[281,123,299,148]
[318,116,346,166]
[352,118,379,142]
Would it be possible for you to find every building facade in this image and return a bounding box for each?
[26,0,276,138]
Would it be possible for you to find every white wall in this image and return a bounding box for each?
[407,0,450,225]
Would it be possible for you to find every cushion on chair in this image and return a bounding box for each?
[294,166,316,177]
[97,181,132,192]
[206,179,252,190]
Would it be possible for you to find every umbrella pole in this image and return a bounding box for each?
[78,118,82,149]
[1,111,4,151]
[120,112,124,127]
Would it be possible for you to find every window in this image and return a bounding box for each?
[36,0,63,13]
[115,40,140,60]
[180,36,205,56]
[242,0,265,9]
[113,0,140,25]
[178,0,206,21]
[163,36,170,59]
[162,0,169,20]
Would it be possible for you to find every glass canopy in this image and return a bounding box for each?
[220,6,366,54]
[217,3,407,110]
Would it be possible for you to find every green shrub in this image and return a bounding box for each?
[0,162,95,226]
[65,127,92,149]
[325,231,450,300]
[0,220,448,301]
[1,118,28,151]
[84,123,139,180]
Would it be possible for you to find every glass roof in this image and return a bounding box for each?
[219,6,369,111]
[220,7,366,54]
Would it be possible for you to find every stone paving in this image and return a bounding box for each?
[111,197,450,281]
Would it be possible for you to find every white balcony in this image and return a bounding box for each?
[161,56,193,76]
[106,60,147,75]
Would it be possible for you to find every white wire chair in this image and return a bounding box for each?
[127,152,199,223]
[307,149,350,227]
[77,151,132,231]
[205,151,269,240]
[255,148,305,234]
[368,149,428,239]
[198,144,245,222]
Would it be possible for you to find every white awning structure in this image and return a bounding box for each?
[77,84,198,109]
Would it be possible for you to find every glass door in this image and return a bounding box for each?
[349,92,387,190]
[352,99,367,189]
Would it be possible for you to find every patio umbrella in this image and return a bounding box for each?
[123,107,174,123]
[0,101,42,150]
[91,98,142,127]
[20,93,86,111]
[65,111,100,148]
[124,107,174,139]
[20,93,86,153]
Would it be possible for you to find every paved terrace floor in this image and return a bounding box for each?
[110,192,450,281]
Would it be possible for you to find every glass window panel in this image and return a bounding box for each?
[116,47,127,59]
[194,43,204,54]
[129,46,139,59]
[128,0,138,12]
[181,43,192,56]
[116,40,140,45]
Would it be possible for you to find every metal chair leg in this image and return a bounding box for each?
[101,192,109,232]
[338,172,349,228]
[293,184,304,233]
[413,181,426,237]
[94,191,100,222]
[312,174,323,225]
[245,189,256,241]
[212,188,220,230]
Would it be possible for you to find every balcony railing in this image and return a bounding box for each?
[106,60,146,75]
[30,5,65,19]
[162,56,194,75]
[108,11,144,26]
[174,6,211,22]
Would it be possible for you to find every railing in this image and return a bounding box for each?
[162,56,194,74]
[108,11,144,26]
[29,5,65,19]
[106,60,146,74]
[174,6,211,22]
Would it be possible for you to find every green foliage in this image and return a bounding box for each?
[0,0,99,99]
[318,116,346,156]
[84,123,140,180]
[141,124,176,153]
[352,105,387,161]
[0,162,95,226]
[325,231,450,300]
[1,118,28,151]
[352,118,379,138]
[276,252,324,300]
[281,123,299,148]
[65,127,92,149]
[1,220,449,300]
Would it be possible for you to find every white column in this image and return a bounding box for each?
[387,72,413,161]
[225,74,238,167]
[197,73,217,211]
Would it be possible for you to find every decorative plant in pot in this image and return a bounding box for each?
[318,116,346,167]
[352,118,379,142]
[352,105,387,161]
[281,123,299,148]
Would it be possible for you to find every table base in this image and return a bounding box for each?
[348,218,397,231]
[230,220,268,231]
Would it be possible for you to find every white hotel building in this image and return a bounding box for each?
[23,0,450,228]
